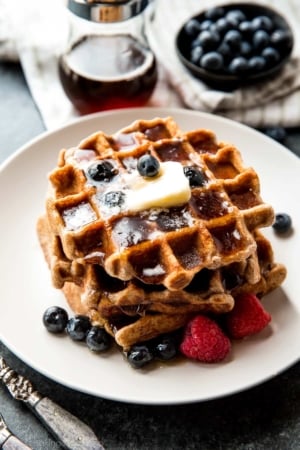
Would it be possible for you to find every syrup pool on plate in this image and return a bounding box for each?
[59,34,158,114]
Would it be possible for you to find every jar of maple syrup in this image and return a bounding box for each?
[59,0,157,114]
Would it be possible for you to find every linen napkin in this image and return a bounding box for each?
[1,0,300,130]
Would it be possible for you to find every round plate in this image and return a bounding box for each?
[0,108,299,405]
[176,3,294,90]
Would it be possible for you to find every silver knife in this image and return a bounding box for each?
[0,357,105,450]
[0,413,32,449]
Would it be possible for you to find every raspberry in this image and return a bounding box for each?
[225,293,271,339]
[180,315,231,363]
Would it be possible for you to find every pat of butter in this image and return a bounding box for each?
[125,161,191,212]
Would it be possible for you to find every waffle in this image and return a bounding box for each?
[45,117,274,291]
[37,215,286,349]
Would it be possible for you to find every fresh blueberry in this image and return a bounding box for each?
[226,9,246,27]
[215,18,230,35]
[190,45,204,65]
[240,40,252,56]
[137,153,160,177]
[272,213,292,234]
[66,315,91,341]
[196,30,220,51]
[104,190,125,207]
[154,335,178,361]
[199,19,213,32]
[239,20,254,37]
[204,7,225,21]
[228,56,249,75]
[217,42,233,61]
[252,30,270,50]
[223,29,242,49]
[184,19,202,37]
[86,326,111,352]
[43,306,68,334]
[200,51,224,71]
[264,126,287,143]
[184,166,206,187]
[248,56,266,72]
[270,29,293,50]
[261,47,280,66]
[87,160,118,182]
[252,15,274,32]
[127,344,154,368]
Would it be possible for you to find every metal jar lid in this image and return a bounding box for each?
[67,0,151,23]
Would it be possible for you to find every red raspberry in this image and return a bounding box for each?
[225,293,271,339]
[180,315,231,363]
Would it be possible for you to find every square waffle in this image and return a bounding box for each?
[45,117,274,291]
[37,215,286,350]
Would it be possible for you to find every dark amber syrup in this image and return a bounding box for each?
[58,34,157,114]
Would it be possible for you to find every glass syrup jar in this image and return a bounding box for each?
[59,0,157,114]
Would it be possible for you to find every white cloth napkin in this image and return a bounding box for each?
[1,0,300,130]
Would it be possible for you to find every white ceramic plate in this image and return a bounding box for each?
[0,108,299,405]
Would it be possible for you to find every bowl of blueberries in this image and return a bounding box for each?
[176,3,294,90]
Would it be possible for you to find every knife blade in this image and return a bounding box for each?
[0,413,33,450]
[0,357,105,450]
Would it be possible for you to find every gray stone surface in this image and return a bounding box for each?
[0,61,300,450]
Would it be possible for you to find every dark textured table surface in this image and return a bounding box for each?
[0,61,300,450]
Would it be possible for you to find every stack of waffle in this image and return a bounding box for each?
[37,117,286,350]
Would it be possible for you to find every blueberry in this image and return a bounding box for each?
[226,9,246,27]
[86,326,111,352]
[272,213,292,234]
[217,42,233,61]
[43,306,68,333]
[215,18,230,35]
[248,56,266,72]
[200,51,224,71]
[127,344,154,369]
[197,30,220,51]
[204,7,225,21]
[264,126,287,143]
[252,15,273,32]
[228,56,249,75]
[184,19,201,37]
[223,29,242,49]
[137,153,160,177]
[184,166,206,187]
[261,47,280,66]
[270,29,293,50]
[240,40,252,56]
[66,315,91,341]
[104,190,125,207]
[239,20,254,37]
[87,160,118,182]
[190,45,204,64]
[252,30,270,50]
[199,19,213,32]
[154,335,177,361]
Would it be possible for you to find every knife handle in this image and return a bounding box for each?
[31,397,104,450]
[2,434,32,450]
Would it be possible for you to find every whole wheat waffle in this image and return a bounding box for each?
[45,117,274,290]
[37,215,286,349]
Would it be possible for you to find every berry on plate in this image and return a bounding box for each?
[180,315,231,363]
[272,212,292,234]
[43,306,68,334]
[225,293,271,339]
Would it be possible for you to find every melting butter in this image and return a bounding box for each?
[125,161,191,212]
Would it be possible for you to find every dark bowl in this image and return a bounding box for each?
[175,2,294,91]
